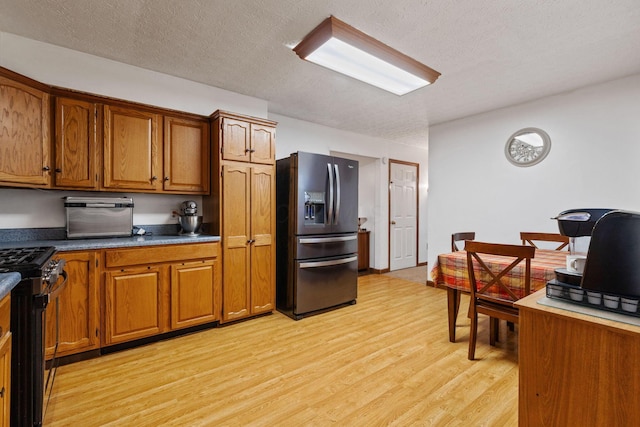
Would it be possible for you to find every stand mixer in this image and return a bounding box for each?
[177,200,202,236]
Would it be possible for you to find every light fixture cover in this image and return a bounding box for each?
[293,16,440,95]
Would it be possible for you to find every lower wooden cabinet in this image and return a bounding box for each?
[104,266,164,345]
[45,251,99,359]
[171,260,219,330]
[0,295,11,427]
[103,243,221,346]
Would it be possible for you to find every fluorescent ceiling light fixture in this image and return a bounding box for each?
[293,16,440,96]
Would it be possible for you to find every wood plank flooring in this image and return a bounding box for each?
[44,274,519,426]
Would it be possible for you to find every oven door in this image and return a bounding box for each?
[294,255,357,316]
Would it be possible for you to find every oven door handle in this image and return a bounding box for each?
[299,256,358,269]
[48,270,68,302]
[35,271,69,309]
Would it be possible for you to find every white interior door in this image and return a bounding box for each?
[389,161,418,271]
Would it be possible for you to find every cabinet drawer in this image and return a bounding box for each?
[105,243,219,268]
[0,295,10,339]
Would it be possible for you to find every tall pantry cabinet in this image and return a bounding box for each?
[205,111,277,323]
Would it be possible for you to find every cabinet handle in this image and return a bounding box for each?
[250,149,256,153]
[0,386,5,398]
[247,239,255,244]
[42,166,50,172]
[164,176,169,181]
[151,176,158,181]
[55,168,62,173]
[245,148,251,153]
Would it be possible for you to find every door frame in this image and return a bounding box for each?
[387,159,420,271]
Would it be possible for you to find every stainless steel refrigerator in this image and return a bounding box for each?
[276,151,359,320]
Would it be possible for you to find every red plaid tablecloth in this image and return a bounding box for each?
[431,249,567,299]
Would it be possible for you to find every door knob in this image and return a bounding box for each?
[391,221,396,225]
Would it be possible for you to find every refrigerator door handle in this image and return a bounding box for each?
[327,163,334,225]
[334,163,340,225]
[299,256,358,269]
[299,235,357,244]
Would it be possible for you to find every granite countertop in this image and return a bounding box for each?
[0,272,21,300]
[0,234,220,252]
[0,225,220,252]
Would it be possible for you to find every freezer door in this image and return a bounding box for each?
[294,255,358,315]
[296,234,358,260]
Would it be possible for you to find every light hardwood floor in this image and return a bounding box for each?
[44,275,519,426]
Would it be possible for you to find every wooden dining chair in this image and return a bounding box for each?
[451,232,475,252]
[465,240,535,360]
[520,232,569,251]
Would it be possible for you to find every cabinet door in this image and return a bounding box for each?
[221,164,251,321]
[163,116,210,194]
[0,334,9,427]
[250,165,275,314]
[103,105,159,190]
[45,251,99,359]
[0,75,51,186]
[54,98,98,189]
[220,118,250,163]
[170,259,219,329]
[104,266,164,345]
[250,124,276,165]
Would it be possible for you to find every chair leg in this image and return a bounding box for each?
[447,288,460,343]
[490,318,499,346]
[468,302,478,360]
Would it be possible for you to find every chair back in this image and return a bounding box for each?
[465,241,536,303]
[451,232,475,252]
[520,232,569,251]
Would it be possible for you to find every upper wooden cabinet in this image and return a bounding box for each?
[0,73,51,187]
[0,67,211,195]
[163,115,210,194]
[54,97,99,189]
[103,104,160,191]
[213,110,276,165]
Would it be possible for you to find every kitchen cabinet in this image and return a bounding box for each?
[103,242,220,345]
[220,163,275,322]
[0,71,51,188]
[206,111,277,323]
[104,265,165,345]
[213,110,276,165]
[163,115,210,194]
[0,295,10,426]
[170,259,219,329]
[45,251,99,359]
[103,104,160,191]
[53,97,99,189]
[517,289,640,426]
[358,231,370,272]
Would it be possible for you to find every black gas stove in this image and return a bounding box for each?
[0,246,57,276]
[2,246,67,427]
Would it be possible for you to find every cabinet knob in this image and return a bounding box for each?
[151,176,158,181]
[391,221,396,225]
[245,148,251,153]
[55,168,62,173]
[42,166,50,172]
[0,386,5,398]
[164,176,169,181]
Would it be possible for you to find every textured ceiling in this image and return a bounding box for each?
[1,0,639,145]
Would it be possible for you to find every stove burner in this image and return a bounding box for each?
[0,247,57,275]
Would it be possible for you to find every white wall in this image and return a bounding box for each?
[0,33,429,270]
[427,73,640,272]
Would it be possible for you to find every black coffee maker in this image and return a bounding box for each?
[552,208,640,299]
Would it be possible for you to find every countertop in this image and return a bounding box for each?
[0,272,21,300]
[0,234,220,252]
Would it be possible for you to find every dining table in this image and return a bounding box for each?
[430,248,567,342]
